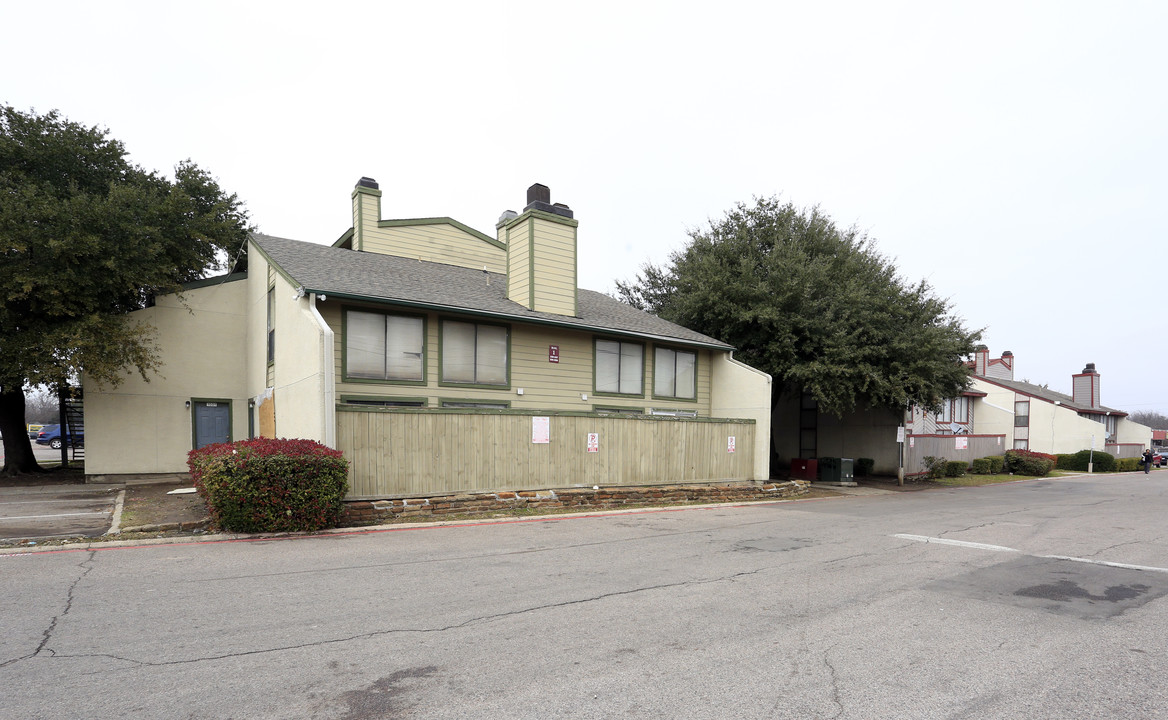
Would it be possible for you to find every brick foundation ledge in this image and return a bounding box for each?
[341,480,808,525]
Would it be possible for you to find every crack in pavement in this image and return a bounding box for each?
[46,567,770,674]
[0,549,96,669]
[823,645,844,719]
[193,516,803,583]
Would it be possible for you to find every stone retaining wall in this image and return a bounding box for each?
[341,480,808,525]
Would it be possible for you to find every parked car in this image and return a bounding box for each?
[26,423,45,439]
[35,424,84,450]
[1155,450,1166,468]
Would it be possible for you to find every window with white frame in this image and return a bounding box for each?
[345,309,425,382]
[595,339,643,395]
[1013,439,1028,450]
[952,396,970,424]
[441,320,508,386]
[654,347,696,399]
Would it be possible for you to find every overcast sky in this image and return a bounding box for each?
[5,1,1165,417]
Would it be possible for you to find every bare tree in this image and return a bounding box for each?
[23,387,59,425]
[1129,410,1168,430]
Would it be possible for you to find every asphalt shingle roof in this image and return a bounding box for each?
[977,374,1127,416]
[251,233,731,349]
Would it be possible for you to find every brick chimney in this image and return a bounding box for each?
[1072,363,1101,408]
[498,183,579,316]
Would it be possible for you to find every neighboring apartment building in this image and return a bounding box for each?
[906,347,1152,462]
[83,181,773,497]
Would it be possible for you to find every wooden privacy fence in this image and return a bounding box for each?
[904,433,1007,476]
[336,407,755,499]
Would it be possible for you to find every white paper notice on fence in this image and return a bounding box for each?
[587,433,599,452]
[728,436,736,453]
[955,437,968,450]
[532,416,550,444]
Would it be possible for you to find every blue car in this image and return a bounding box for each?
[35,424,84,450]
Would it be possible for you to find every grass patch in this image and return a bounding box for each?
[931,473,1049,487]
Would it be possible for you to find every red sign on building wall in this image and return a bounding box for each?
[549,345,560,363]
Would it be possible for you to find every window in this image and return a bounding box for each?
[1014,400,1030,428]
[937,402,952,424]
[654,347,696,399]
[595,339,643,395]
[649,408,697,417]
[441,401,509,409]
[1013,439,1029,450]
[441,320,508,386]
[266,286,275,364]
[345,309,425,382]
[952,397,970,424]
[595,406,643,415]
[342,398,425,407]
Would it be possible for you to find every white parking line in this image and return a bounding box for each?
[0,499,112,505]
[893,533,1168,573]
[892,534,1019,553]
[0,512,111,521]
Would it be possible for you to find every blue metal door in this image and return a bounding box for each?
[193,401,231,449]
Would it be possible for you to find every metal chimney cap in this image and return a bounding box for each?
[527,183,551,205]
[1083,362,1097,373]
[356,177,379,190]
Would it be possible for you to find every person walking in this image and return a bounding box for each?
[1143,448,1154,474]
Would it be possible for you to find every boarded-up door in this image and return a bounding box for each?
[193,401,231,449]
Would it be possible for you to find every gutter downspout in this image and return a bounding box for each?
[308,293,336,448]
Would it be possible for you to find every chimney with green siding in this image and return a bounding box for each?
[497,183,579,317]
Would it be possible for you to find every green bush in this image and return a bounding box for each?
[1004,449,1052,477]
[987,456,1005,474]
[1056,449,1115,473]
[1115,457,1141,472]
[970,458,992,474]
[921,456,946,479]
[856,458,875,476]
[188,438,349,533]
[944,461,967,477]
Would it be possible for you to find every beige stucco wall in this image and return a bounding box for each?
[710,354,772,480]
[247,244,332,444]
[83,278,248,475]
[969,380,1016,438]
[1115,418,1153,448]
[970,377,1135,454]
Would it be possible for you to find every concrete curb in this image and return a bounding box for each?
[107,489,126,534]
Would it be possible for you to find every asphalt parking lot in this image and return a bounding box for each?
[0,435,108,542]
[0,483,120,542]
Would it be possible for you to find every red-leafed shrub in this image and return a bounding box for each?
[1004,449,1053,477]
[187,438,349,533]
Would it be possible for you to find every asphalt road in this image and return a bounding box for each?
[4,473,1168,719]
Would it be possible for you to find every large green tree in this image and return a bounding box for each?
[0,106,252,475]
[617,196,981,417]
